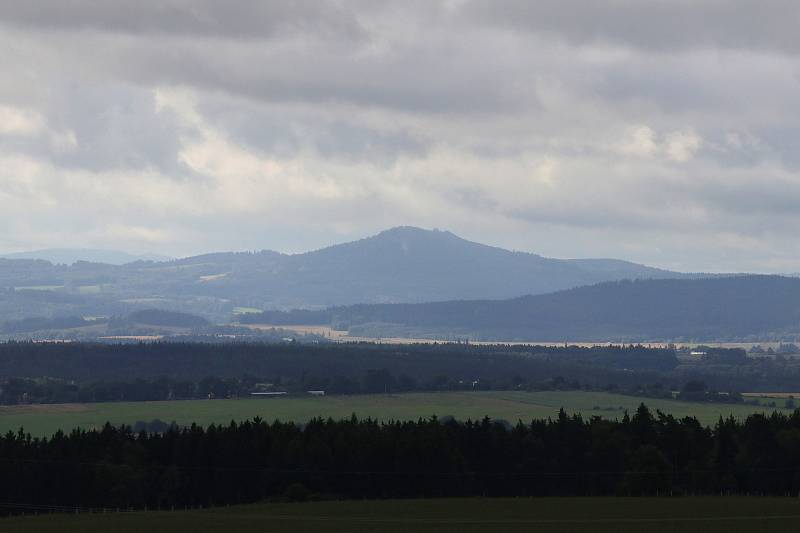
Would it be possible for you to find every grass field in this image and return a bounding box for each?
[5,497,800,532]
[232,306,262,314]
[0,391,793,437]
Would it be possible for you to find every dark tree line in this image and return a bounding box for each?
[4,406,800,513]
[0,341,675,388]
[2,341,797,404]
[0,342,680,405]
[0,371,442,404]
[0,372,748,407]
[0,372,746,407]
[0,341,678,382]
[0,370,656,405]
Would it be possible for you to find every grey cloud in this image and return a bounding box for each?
[460,0,800,53]
[593,61,720,113]
[197,99,429,164]
[46,85,193,175]
[0,83,195,176]
[116,38,530,115]
[755,126,800,170]
[8,1,800,53]
[698,126,800,172]
[0,0,366,41]
[300,120,429,164]
[1,3,534,116]
[687,175,800,220]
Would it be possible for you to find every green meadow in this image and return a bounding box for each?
[1,390,792,437]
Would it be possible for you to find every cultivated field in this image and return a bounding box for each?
[235,325,798,351]
[0,391,793,437]
[743,392,800,400]
[4,497,800,533]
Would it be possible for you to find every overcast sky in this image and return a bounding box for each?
[1,1,800,272]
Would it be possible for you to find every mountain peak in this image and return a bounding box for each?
[375,226,457,240]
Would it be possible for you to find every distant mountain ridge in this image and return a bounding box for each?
[188,226,688,309]
[268,227,688,305]
[0,248,173,265]
[0,226,697,323]
[245,275,800,342]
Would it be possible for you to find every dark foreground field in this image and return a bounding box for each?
[4,498,800,533]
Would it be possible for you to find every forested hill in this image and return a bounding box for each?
[0,227,689,322]
[266,226,686,305]
[244,275,800,342]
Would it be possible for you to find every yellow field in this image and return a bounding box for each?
[743,392,800,399]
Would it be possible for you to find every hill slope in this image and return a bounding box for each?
[165,226,689,309]
[0,227,689,323]
[269,227,683,305]
[246,275,800,342]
